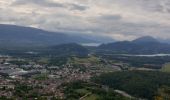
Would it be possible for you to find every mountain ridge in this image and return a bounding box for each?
[98,36,170,54]
[132,36,159,43]
[0,24,114,47]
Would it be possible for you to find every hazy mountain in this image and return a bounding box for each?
[77,34,115,43]
[99,36,170,54]
[132,36,159,43]
[0,24,109,47]
[159,38,170,44]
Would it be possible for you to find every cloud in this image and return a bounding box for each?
[69,3,88,11]
[0,0,170,40]
[12,0,89,11]
[13,0,64,7]
[99,14,122,21]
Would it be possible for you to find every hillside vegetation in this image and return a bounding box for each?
[93,71,170,99]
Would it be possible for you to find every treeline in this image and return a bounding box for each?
[100,55,170,68]
[0,43,89,59]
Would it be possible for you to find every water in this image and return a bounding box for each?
[25,51,38,54]
[119,54,170,57]
[80,43,101,46]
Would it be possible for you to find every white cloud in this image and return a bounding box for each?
[0,0,170,40]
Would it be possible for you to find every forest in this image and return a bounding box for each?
[93,71,170,99]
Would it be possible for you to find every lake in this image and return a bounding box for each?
[80,43,101,46]
[119,54,170,57]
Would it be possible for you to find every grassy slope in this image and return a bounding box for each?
[161,63,170,72]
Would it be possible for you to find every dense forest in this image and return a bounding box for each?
[93,71,170,99]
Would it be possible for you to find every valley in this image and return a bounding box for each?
[0,41,170,99]
[1,0,170,99]
[0,25,170,100]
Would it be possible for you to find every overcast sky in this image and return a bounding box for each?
[0,0,170,40]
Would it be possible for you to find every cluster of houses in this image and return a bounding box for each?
[0,55,126,99]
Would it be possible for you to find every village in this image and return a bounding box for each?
[0,55,124,99]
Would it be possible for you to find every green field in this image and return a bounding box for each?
[75,89,100,100]
[70,56,100,64]
[33,74,48,80]
[75,89,89,94]
[82,94,99,100]
[161,63,170,72]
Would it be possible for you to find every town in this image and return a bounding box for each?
[0,54,124,99]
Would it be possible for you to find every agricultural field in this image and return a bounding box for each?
[161,63,170,72]
[69,56,101,65]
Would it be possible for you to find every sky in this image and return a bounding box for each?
[0,0,170,41]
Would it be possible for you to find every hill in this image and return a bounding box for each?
[132,36,159,43]
[45,43,89,57]
[93,71,170,99]
[98,36,170,54]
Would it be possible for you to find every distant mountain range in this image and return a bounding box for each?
[1,24,170,55]
[0,24,114,48]
[99,36,170,54]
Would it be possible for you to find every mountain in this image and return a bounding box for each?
[159,39,170,44]
[77,34,115,43]
[132,36,159,43]
[0,24,101,47]
[98,36,170,54]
